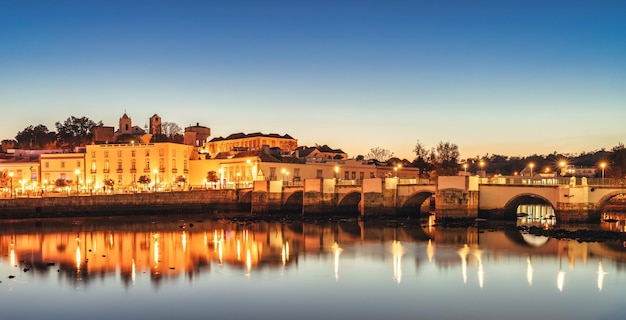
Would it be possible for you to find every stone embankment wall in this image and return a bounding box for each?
[0,190,248,219]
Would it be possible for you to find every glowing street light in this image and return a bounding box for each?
[559,161,567,176]
[281,168,286,181]
[463,163,468,174]
[529,162,534,177]
[334,166,339,180]
[153,168,159,191]
[600,162,606,179]
[8,171,14,198]
[74,169,80,194]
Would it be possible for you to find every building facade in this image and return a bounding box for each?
[205,132,297,157]
[85,142,193,192]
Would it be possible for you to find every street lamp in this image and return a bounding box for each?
[281,168,286,182]
[8,171,14,198]
[334,166,339,180]
[75,169,80,194]
[529,163,534,177]
[559,161,567,176]
[463,163,468,174]
[600,162,606,179]
[153,168,158,191]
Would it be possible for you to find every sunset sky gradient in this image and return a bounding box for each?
[1,0,625,160]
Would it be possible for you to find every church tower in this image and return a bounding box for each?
[150,114,162,135]
[119,113,132,135]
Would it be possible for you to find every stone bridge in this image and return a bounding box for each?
[249,176,626,222]
[250,178,436,216]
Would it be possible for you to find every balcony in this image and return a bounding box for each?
[103,169,110,174]
[116,169,123,173]
[172,168,178,174]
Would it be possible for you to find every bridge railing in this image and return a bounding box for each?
[478,177,572,186]
[479,176,626,187]
[586,178,626,186]
[397,178,433,185]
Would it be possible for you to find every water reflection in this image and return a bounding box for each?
[517,203,556,227]
[2,215,626,319]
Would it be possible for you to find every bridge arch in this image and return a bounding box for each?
[283,191,303,213]
[399,191,434,215]
[337,191,361,215]
[502,193,556,220]
[239,190,252,203]
[596,191,626,213]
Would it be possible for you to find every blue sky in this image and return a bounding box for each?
[1,0,625,160]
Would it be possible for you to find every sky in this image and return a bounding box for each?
[1,0,625,160]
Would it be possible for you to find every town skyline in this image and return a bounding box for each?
[1,1,625,160]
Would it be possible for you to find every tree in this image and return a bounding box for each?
[55,116,103,150]
[0,170,9,189]
[206,171,219,188]
[162,122,182,137]
[137,175,151,190]
[15,124,57,149]
[413,140,428,160]
[432,141,460,176]
[175,175,187,189]
[365,147,394,162]
[54,178,67,188]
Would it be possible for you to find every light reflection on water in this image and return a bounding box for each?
[1,215,626,320]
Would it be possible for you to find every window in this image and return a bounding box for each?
[316,170,323,178]
[159,148,164,156]
[270,167,276,179]
[91,151,95,158]
[351,171,356,180]
[45,162,49,169]
[77,161,81,168]
[117,150,122,157]
[184,160,188,170]
[172,159,176,169]
[173,149,176,157]
[360,172,364,180]
[61,161,65,168]
[117,175,122,184]
[294,168,300,178]
[117,159,123,170]
[159,158,164,170]
[344,172,349,180]
[131,159,136,170]
[104,160,110,171]
[91,160,96,171]
[145,159,150,170]
[104,151,109,158]
[131,150,136,157]
[145,150,150,157]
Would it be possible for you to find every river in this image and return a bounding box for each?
[1,213,624,320]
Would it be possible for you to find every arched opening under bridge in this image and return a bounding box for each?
[337,191,361,215]
[398,191,434,216]
[503,194,556,226]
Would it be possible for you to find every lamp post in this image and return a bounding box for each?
[334,166,339,180]
[559,161,566,176]
[479,160,485,174]
[153,168,158,191]
[600,162,606,179]
[463,163,468,174]
[8,171,14,198]
[529,163,534,177]
[281,168,286,182]
[74,169,80,194]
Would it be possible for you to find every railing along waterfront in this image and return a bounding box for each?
[479,176,626,187]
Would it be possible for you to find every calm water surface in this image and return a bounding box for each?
[1,214,625,320]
